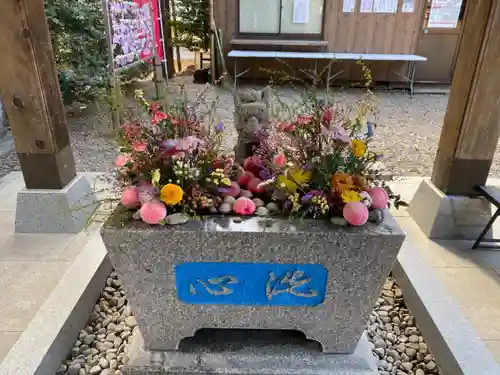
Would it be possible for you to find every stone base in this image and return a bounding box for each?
[123,330,378,375]
[15,175,98,233]
[408,179,493,240]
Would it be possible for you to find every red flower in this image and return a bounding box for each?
[296,114,313,125]
[170,117,182,126]
[278,122,296,132]
[150,102,160,112]
[133,141,148,152]
[322,107,335,123]
[152,111,169,126]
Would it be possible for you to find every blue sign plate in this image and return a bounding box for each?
[175,262,328,306]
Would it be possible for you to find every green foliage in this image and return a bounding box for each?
[170,0,211,51]
[45,0,108,104]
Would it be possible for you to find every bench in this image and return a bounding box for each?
[473,185,500,249]
[228,50,427,96]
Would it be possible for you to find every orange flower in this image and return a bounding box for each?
[160,184,184,205]
[331,172,356,193]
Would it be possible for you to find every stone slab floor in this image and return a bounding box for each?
[0,172,109,365]
[1,171,500,370]
[390,176,500,364]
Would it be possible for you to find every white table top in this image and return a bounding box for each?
[228,50,427,62]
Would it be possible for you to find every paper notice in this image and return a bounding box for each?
[428,0,462,28]
[293,0,310,24]
[360,0,374,13]
[374,0,397,13]
[343,0,356,12]
[402,0,414,12]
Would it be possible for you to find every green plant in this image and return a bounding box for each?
[45,0,108,104]
[170,0,211,52]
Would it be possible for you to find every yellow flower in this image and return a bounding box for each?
[151,169,161,187]
[160,184,183,205]
[341,190,361,203]
[277,168,312,193]
[221,177,231,186]
[352,139,367,158]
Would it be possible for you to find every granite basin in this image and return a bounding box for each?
[101,210,405,354]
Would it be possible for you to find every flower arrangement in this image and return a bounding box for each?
[113,87,405,227]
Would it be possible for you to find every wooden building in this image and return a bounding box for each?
[212,0,466,84]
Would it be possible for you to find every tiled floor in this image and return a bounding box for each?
[0,172,109,364]
[391,177,500,364]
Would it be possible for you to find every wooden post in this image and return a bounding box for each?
[0,0,76,190]
[431,0,500,196]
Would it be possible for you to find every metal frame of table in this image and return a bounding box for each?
[229,51,427,96]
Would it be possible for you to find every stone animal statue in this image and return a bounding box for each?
[232,86,272,163]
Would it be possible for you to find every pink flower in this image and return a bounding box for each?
[152,111,169,125]
[176,136,204,153]
[133,142,148,152]
[233,197,256,216]
[138,182,159,204]
[121,186,140,208]
[139,200,167,225]
[273,152,287,168]
[343,202,369,226]
[115,154,129,168]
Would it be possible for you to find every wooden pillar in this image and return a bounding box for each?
[0,0,76,190]
[431,0,500,196]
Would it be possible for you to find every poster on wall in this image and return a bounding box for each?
[343,0,356,12]
[293,0,310,24]
[360,0,374,13]
[427,0,463,28]
[106,0,156,70]
[402,0,414,12]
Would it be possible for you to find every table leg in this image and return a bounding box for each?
[473,207,500,249]
[234,59,237,90]
[409,61,417,97]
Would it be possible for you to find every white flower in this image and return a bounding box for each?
[359,191,373,208]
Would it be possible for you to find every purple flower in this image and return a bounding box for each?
[215,122,224,133]
[138,183,159,204]
[259,169,272,181]
[322,125,350,143]
[301,193,313,203]
[217,187,230,194]
[366,121,374,138]
[160,139,177,151]
[375,153,384,161]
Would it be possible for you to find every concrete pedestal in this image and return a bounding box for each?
[409,179,493,240]
[15,175,98,233]
[124,330,378,375]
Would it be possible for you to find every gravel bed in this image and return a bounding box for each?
[56,271,136,375]
[56,273,439,375]
[0,78,499,180]
[368,277,439,375]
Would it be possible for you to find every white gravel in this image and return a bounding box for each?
[1,78,499,180]
[57,273,440,375]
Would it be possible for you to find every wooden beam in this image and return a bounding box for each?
[0,0,76,189]
[431,0,500,196]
